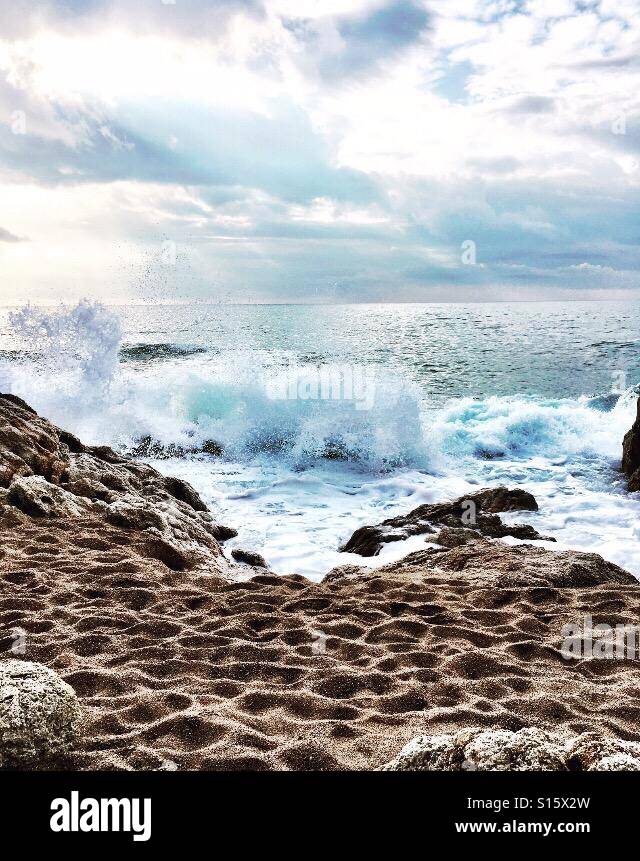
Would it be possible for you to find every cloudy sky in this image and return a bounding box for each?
[0,0,638,303]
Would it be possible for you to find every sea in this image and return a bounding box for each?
[2,299,640,581]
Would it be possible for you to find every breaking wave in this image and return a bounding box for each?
[0,301,636,474]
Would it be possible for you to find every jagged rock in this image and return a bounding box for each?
[566,731,640,771]
[164,476,208,512]
[623,397,640,491]
[0,395,68,488]
[0,393,235,574]
[467,486,538,512]
[0,659,82,768]
[106,497,166,531]
[382,727,640,771]
[340,486,550,557]
[232,548,269,568]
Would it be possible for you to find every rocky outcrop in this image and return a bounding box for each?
[623,397,640,491]
[330,531,636,588]
[383,727,640,771]
[340,486,551,557]
[0,393,236,574]
[0,660,82,768]
[0,394,68,487]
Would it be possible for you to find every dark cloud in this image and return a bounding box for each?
[289,0,431,83]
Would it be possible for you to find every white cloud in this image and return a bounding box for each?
[0,0,638,302]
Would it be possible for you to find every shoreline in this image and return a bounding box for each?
[3,392,640,770]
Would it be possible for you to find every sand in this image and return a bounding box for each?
[3,393,640,770]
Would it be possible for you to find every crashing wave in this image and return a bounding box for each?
[0,300,637,475]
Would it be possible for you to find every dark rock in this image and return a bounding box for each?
[211,523,238,541]
[232,548,269,568]
[622,397,640,491]
[164,476,208,512]
[87,445,127,464]
[0,393,37,414]
[466,486,538,512]
[340,486,547,557]
[58,430,85,454]
[128,436,223,459]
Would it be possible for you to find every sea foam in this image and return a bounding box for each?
[2,300,640,580]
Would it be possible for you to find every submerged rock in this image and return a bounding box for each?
[128,435,223,460]
[340,486,550,557]
[0,660,82,768]
[383,727,640,771]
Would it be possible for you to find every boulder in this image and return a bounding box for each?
[0,660,82,768]
[7,475,91,518]
[0,395,68,488]
[232,548,269,568]
[340,486,550,557]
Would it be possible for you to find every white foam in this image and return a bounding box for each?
[2,300,640,581]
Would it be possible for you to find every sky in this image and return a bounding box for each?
[0,0,638,304]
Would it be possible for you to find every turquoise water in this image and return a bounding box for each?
[2,300,640,579]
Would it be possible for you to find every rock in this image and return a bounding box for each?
[341,524,419,556]
[468,486,538,512]
[328,532,636,588]
[383,727,640,771]
[0,659,82,768]
[0,394,235,575]
[0,394,68,488]
[7,475,91,518]
[622,397,640,490]
[128,436,223,459]
[164,476,208,512]
[340,486,549,557]
[210,522,238,541]
[566,731,640,771]
[434,526,477,548]
[106,497,166,531]
[232,548,269,568]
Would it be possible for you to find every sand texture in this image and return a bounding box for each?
[2,393,640,770]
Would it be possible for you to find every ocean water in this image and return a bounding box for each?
[2,299,640,580]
